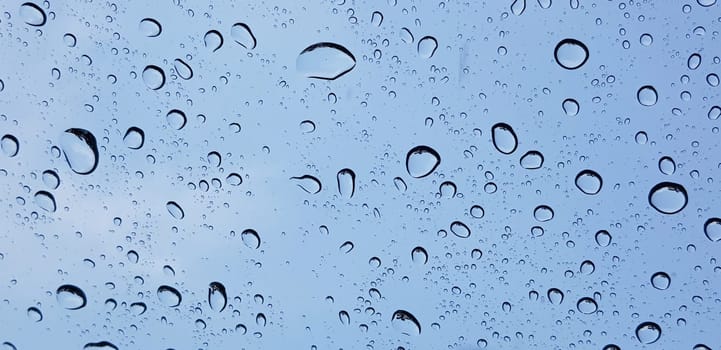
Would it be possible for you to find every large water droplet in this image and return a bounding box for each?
[520,150,544,169]
[123,127,144,150]
[450,221,470,238]
[291,175,322,194]
[173,59,193,80]
[56,285,87,310]
[142,65,165,90]
[595,230,612,247]
[417,36,438,58]
[554,39,589,70]
[575,169,602,195]
[406,145,441,178]
[166,109,187,130]
[703,218,721,242]
[27,307,42,322]
[562,98,579,116]
[231,23,257,49]
[648,182,688,214]
[637,85,658,106]
[1,134,19,157]
[20,2,46,26]
[337,168,356,199]
[650,272,670,290]
[166,201,184,219]
[204,30,224,52]
[708,106,721,120]
[547,288,564,304]
[60,128,99,175]
[34,191,56,212]
[241,229,261,249]
[411,246,428,265]
[391,310,421,335]
[296,42,356,80]
[697,0,716,7]
[533,205,554,222]
[139,18,162,37]
[208,281,227,312]
[491,123,518,154]
[688,53,701,70]
[636,322,661,344]
[83,342,118,350]
[576,297,598,314]
[157,285,182,307]
[658,156,675,175]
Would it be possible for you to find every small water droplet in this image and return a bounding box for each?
[241,229,261,249]
[391,310,421,335]
[291,175,322,194]
[648,182,688,214]
[554,38,589,70]
[450,221,471,238]
[533,205,554,222]
[411,246,428,265]
[636,322,662,344]
[406,145,441,178]
[439,181,457,198]
[576,297,598,314]
[56,285,87,310]
[651,272,670,290]
[562,98,579,116]
[547,288,564,304]
[580,260,595,275]
[34,191,56,212]
[139,18,161,37]
[706,73,719,87]
[173,58,193,80]
[166,201,184,219]
[639,33,653,46]
[123,127,144,150]
[393,177,408,192]
[204,30,224,52]
[297,42,356,80]
[231,23,257,49]
[207,151,221,167]
[575,169,602,195]
[157,285,182,307]
[637,85,658,106]
[26,307,42,322]
[208,281,228,312]
[491,123,518,154]
[1,134,19,157]
[60,128,99,175]
[166,109,187,130]
[703,218,721,242]
[337,168,356,199]
[417,36,438,58]
[658,156,676,175]
[20,2,46,26]
[520,150,544,169]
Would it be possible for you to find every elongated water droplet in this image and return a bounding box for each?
[411,246,428,265]
[575,169,602,195]
[537,0,552,8]
[534,205,554,222]
[123,127,144,149]
[658,156,675,175]
[339,241,354,253]
[637,85,658,106]
[393,177,407,192]
[231,23,256,49]
[391,310,421,335]
[339,310,350,325]
[491,123,518,154]
[576,297,598,314]
[708,106,721,120]
[417,36,438,59]
[207,151,221,167]
[27,307,42,322]
[166,109,187,130]
[704,218,721,242]
[371,11,383,26]
[166,201,184,219]
[562,98,579,116]
[204,30,223,52]
[256,313,266,327]
[450,221,470,238]
[337,168,356,199]
[688,53,701,70]
[83,342,118,350]
[697,0,716,6]
[20,2,46,26]
[241,229,261,249]
[60,128,99,175]
[636,322,661,344]
[554,39,589,70]
[34,191,56,212]
[400,27,414,44]
[595,230,612,247]
[291,175,322,194]
[208,282,228,312]
[651,272,670,290]
[297,42,356,80]
[142,65,165,90]
[56,285,87,310]
[406,145,441,178]
[1,134,19,157]
[139,18,162,37]
[648,182,688,214]
[520,150,544,169]
[547,288,564,304]
[157,285,182,307]
[130,302,146,315]
[511,0,526,15]
[173,59,193,80]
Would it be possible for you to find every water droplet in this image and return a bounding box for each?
[157,285,182,307]
[297,42,356,80]
[639,33,653,46]
[511,0,526,15]
[226,173,243,186]
[697,0,716,6]
[337,168,356,199]
[562,98,579,116]
[547,288,564,304]
[204,30,224,52]
[27,307,42,322]
[166,201,184,219]
[520,151,544,169]
[648,182,688,214]
[651,272,671,290]
[400,27,414,44]
[339,241,354,253]
[63,33,77,47]
[208,282,227,312]
[406,145,441,178]
[300,120,316,133]
[595,230,612,247]
[533,205,554,222]
[1,343,16,350]
[580,260,595,275]
[471,249,483,259]
[291,175,322,194]
[56,285,87,310]
[706,73,719,87]
[1,134,19,157]
[688,53,701,70]
[34,191,56,212]
[537,0,552,8]
[704,218,721,242]
[60,128,99,175]
[20,2,46,26]
[450,221,471,238]
[502,301,512,312]
[491,123,518,154]
[439,181,457,198]
[139,18,161,37]
[130,302,146,315]
[391,310,421,335]
[241,229,261,249]
[231,23,256,49]
[417,36,438,59]
[658,156,676,175]
[256,313,267,327]
[207,151,221,167]
[470,205,485,218]
[708,106,721,120]
[123,127,144,150]
[393,177,408,192]
[127,250,139,264]
[411,246,428,265]
[83,342,118,350]
[635,131,648,144]
[636,322,662,344]
[554,39,589,70]
[637,85,658,106]
[576,297,598,314]
[173,59,193,80]
[575,169,602,195]
[370,11,383,26]
[166,109,187,130]
[142,65,165,90]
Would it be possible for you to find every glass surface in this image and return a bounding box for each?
[1,0,720,349]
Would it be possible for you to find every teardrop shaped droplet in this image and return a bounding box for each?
[20,2,46,26]
[34,191,56,212]
[554,38,589,70]
[371,11,383,26]
[704,218,721,242]
[291,175,322,194]
[450,221,471,238]
[142,65,165,90]
[636,322,661,344]
[139,18,162,37]
[648,182,688,214]
[42,170,60,189]
[547,288,564,304]
[157,285,182,307]
[256,313,266,327]
[511,0,526,15]
[650,272,670,290]
[56,285,87,310]
[533,205,554,222]
[520,150,544,169]
[338,310,350,325]
[562,98,579,116]
[27,307,43,322]
[204,30,224,52]
[576,297,598,314]
[231,23,257,49]
[491,123,518,155]
[575,169,602,195]
[241,229,261,249]
[173,59,193,80]
[208,281,228,312]
[166,109,187,130]
[637,85,658,106]
[406,145,441,178]
[60,128,99,175]
[339,241,354,253]
[417,36,438,59]
[1,134,19,157]
[297,42,356,80]
[83,341,118,350]
[411,246,428,265]
[439,181,457,198]
[391,310,421,335]
[123,127,145,150]
[337,168,356,199]
[166,201,184,219]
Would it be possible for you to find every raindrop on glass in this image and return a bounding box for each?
[297,42,356,80]
[554,39,589,70]
[547,288,564,304]
[405,146,441,178]
[204,30,224,52]
[595,230,612,247]
[533,205,554,222]
[411,246,428,265]
[123,127,144,150]
[27,307,42,322]
[575,169,602,195]
[157,285,182,307]
[208,282,227,312]
[648,182,688,214]
[83,342,118,350]
[241,229,261,249]
[417,36,438,59]
[636,322,661,344]
[56,285,87,310]
[491,123,518,154]
[391,310,421,335]
[166,201,184,219]
[703,218,721,242]
[60,128,99,175]
[34,191,56,212]
[637,85,658,106]
[20,2,46,26]
[562,98,579,116]
[450,221,471,238]
[173,59,193,80]
[470,205,485,218]
[511,0,526,15]
[650,272,670,290]
[139,18,162,37]
[166,109,187,130]
[142,65,165,90]
[576,297,598,314]
[337,168,356,199]
[658,156,675,175]
[520,150,544,169]
[231,23,257,49]
[1,134,19,157]
[688,53,701,70]
[290,175,322,194]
